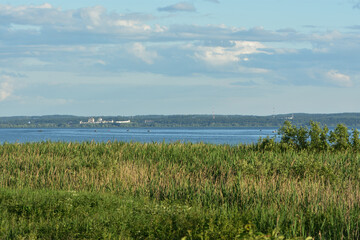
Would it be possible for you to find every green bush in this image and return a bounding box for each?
[278,121,308,150]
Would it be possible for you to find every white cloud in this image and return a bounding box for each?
[154,24,168,33]
[79,6,104,27]
[194,46,238,66]
[273,48,299,54]
[129,43,158,64]
[0,4,153,35]
[77,6,152,33]
[19,58,48,67]
[0,75,14,101]
[34,3,52,9]
[193,41,268,66]
[96,60,106,65]
[311,30,342,42]
[0,3,67,26]
[325,70,353,87]
[0,4,341,45]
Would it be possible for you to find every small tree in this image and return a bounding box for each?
[296,126,309,150]
[351,128,360,151]
[309,121,329,151]
[329,124,350,151]
[319,124,330,151]
[279,120,297,148]
[309,120,321,150]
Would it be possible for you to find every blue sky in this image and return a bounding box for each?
[0,0,360,116]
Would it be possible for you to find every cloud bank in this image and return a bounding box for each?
[158,2,196,12]
[0,3,359,89]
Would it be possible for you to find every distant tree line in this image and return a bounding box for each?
[0,113,359,128]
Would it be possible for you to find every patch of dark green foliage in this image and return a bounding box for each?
[258,120,360,152]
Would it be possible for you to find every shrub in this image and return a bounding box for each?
[278,121,308,150]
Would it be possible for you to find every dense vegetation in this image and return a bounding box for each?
[258,120,360,152]
[0,113,360,128]
[0,121,359,239]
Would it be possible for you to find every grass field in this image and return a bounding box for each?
[0,140,359,239]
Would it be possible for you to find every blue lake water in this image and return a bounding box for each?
[0,128,280,145]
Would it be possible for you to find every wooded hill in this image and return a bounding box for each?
[0,113,359,128]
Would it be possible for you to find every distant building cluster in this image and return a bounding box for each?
[80,117,131,124]
[285,114,294,120]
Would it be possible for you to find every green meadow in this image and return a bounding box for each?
[0,122,359,239]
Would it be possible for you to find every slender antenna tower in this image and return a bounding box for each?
[272,107,275,118]
[212,107,215,120]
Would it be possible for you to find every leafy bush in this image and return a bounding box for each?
[278,121,308,150]
[257,137,277,151]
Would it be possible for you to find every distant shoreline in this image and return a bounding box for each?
[0,113,359,128]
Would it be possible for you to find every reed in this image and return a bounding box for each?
[0,141,359,239]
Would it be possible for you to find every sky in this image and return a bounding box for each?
[1,0,360,116]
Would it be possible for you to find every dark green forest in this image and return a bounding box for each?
[0,113,359,128]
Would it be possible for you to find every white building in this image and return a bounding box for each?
[116,120,131,124]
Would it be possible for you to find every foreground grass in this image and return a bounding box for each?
[0,141,359,239]
[1,188,282,239]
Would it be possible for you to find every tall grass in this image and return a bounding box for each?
[0,141,359,239]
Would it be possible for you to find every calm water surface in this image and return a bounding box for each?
[0,128,280,145]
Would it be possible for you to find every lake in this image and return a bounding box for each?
[0,128,280,145]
